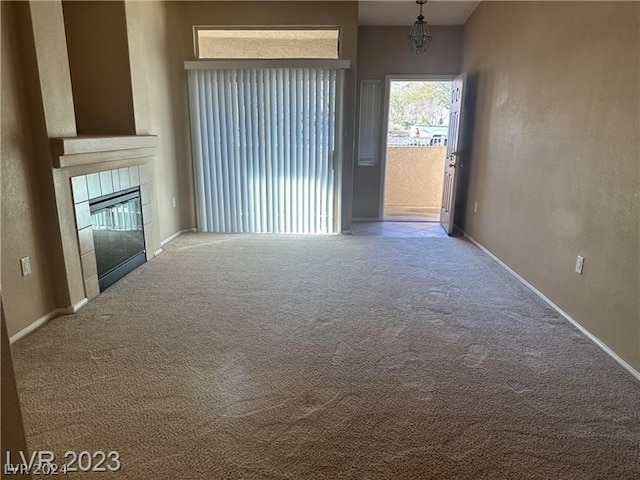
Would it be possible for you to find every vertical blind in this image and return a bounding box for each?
[187,65,345,233]
[357,79,382,166]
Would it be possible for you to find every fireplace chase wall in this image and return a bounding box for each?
[51,135,160,308]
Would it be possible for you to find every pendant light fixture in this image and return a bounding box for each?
[408,0,433,55]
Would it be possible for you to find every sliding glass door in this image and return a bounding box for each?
[186,60,348,234]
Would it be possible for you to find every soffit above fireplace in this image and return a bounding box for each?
[50,135,158,169]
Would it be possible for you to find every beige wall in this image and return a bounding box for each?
[28,0,89,312]
[1,0,176,337]
[358,26,464,79]
[1,0,30,463]
[125,0,187,241]
[384,147,445,208]
[462,1,640,370]
[165,1,359,231]
[64,1,359,239]
[63,0,136,135]
[2,0,356,337]
[1,1,59,336]
[354,26,463,219]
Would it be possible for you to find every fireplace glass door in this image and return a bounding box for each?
[90,188,146,291]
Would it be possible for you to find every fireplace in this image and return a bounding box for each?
[45,135,159,310]
[90,188,146,291]
[67,160,157,303]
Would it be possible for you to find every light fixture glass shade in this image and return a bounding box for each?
[408,5,433,55]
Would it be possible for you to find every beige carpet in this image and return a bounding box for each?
[12,233,640,479]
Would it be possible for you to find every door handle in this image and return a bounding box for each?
[449,151,461,168]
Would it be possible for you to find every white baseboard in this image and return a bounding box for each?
[8,228,196,344]
[9,297,89,344]
[161,228,197,247]
[10,309,61,344]
[464,233,640,382]
[67,298,88,314]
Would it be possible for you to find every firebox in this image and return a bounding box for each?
[90,187,146,291]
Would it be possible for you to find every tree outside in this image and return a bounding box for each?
[388,81,452,130]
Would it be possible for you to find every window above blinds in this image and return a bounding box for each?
[358,80,382,166]
[195,28,340,59]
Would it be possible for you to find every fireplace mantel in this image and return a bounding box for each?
[51,135,158,169]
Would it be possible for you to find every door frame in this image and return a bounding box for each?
[333,67,347,233]
[378,74,457,221]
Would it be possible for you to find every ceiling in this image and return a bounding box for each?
[359,1,481,26]
[203,1,481,27]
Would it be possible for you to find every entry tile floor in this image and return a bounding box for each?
[383,206,440,222]
[351,221,449,238]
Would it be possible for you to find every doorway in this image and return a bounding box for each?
[381,79,452,222]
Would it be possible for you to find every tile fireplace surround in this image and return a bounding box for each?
[70,165,152,300]
[50,135,160,310]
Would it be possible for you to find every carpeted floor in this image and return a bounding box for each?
[12,233,640,479]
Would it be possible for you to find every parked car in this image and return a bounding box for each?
[411,124,449,139]
[429,134,448,146]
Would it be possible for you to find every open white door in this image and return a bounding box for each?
[440,75,465,235]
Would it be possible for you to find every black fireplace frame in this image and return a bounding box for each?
[90,187,146,292]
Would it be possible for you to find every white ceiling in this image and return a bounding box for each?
[359,1,481,26]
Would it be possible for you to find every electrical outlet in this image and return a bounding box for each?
[473,201,478,213]
[575,255,584,274]
[172,197,177,208]
[20,257,31,276]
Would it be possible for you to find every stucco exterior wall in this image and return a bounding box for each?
[384,147,445,208]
